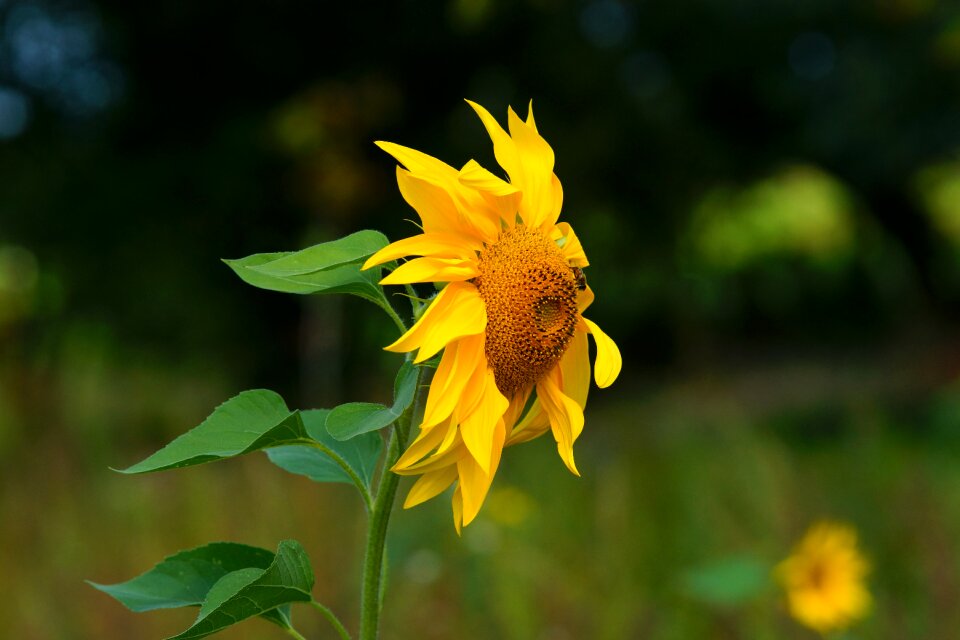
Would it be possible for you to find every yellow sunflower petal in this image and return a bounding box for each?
[507,106,562,229]
[465,100,521,185]
[459,159,519,196]
[581,317,621,388]
[395,168,466,236]
[537,368,584,476]
[502,387,532,432]
[525,99,537,130]
[393,416,467,476]
[385,282,486,363]
[403,464,459,509]
[376,141,458,183]
[456,419,506,527]
[436,418,461,455]
[560,328,590,409]
[379,257,479,285]
[548,173,564,227]
[421,334,485,428]
[459,159,523,224]
[507,331,588,446]
[551,222,589,267]
[392,419,449,474]
[383,143,501,243]
[363,232,477,270]
[399,441,467,475]
[459,368,510,473]
[507,106,554,178]
[451,353,489,424]
[577,285,595,313]
[452,485,464,536]
[506,399,550,446]
[467,100,565,230]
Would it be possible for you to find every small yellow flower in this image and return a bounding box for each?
[364,100,621,531]
[776,521,871,634]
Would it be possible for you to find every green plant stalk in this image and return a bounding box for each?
[310,600,352,640]
[285,627,309,640]
[358,366,429,640]
[298,440,374,512]
[376,297,409,336]
[358,427,402,640]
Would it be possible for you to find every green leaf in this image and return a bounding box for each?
[223,230,391,304]
[679,554,770,607]
[88,542,305,635]
[326,361,419,441]
[168,540,314,640]
[266,409,382,490]
[89,542,275,611]
[225,256,386,303]
[222,252,319,294]
[118,390,307,474]
[247,230,388,276]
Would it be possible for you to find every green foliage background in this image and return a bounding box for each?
[2,0,960,637]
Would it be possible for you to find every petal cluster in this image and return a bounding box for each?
[365,101,622,531]
[776,521,872,633]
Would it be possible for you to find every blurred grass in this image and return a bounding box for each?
[3,349,959,639]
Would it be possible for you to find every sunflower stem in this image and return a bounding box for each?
[377,297,409,336]
[358,366,428,640]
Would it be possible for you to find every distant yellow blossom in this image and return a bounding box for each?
[776,521,871,634]
[365,101,621,531]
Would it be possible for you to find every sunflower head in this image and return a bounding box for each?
[477,224,581,396]
[776,521,872,633]
[364,100,622,531]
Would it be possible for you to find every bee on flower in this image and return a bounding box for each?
[776,521,871,634]
[364,100,621,531]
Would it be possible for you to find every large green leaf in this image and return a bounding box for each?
[326,361,419,441]
[247,230,388,276]
[223,230,391,304]
[266,409,382,490]
[222,252,319,294]
[88,542,302,634]
[118,390,308,474]
[88,542,274,611]
[224,255,385,303]
[166,540,313,640]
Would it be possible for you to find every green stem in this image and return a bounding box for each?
[285,627,309,640]
[357,369,427,640]
[358,430,403,640]
[377,296,409,336]
[309,600,352,640]
[298,440,374,513]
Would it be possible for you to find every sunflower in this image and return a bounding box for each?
[363,100,621,531]
[776,521,871,634]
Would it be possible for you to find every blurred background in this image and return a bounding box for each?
[2,0,960,637]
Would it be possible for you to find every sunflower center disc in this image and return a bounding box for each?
[475,225,580,397]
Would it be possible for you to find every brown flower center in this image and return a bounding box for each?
[475,225,580,397]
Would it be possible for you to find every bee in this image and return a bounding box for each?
[571,267,587,291]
